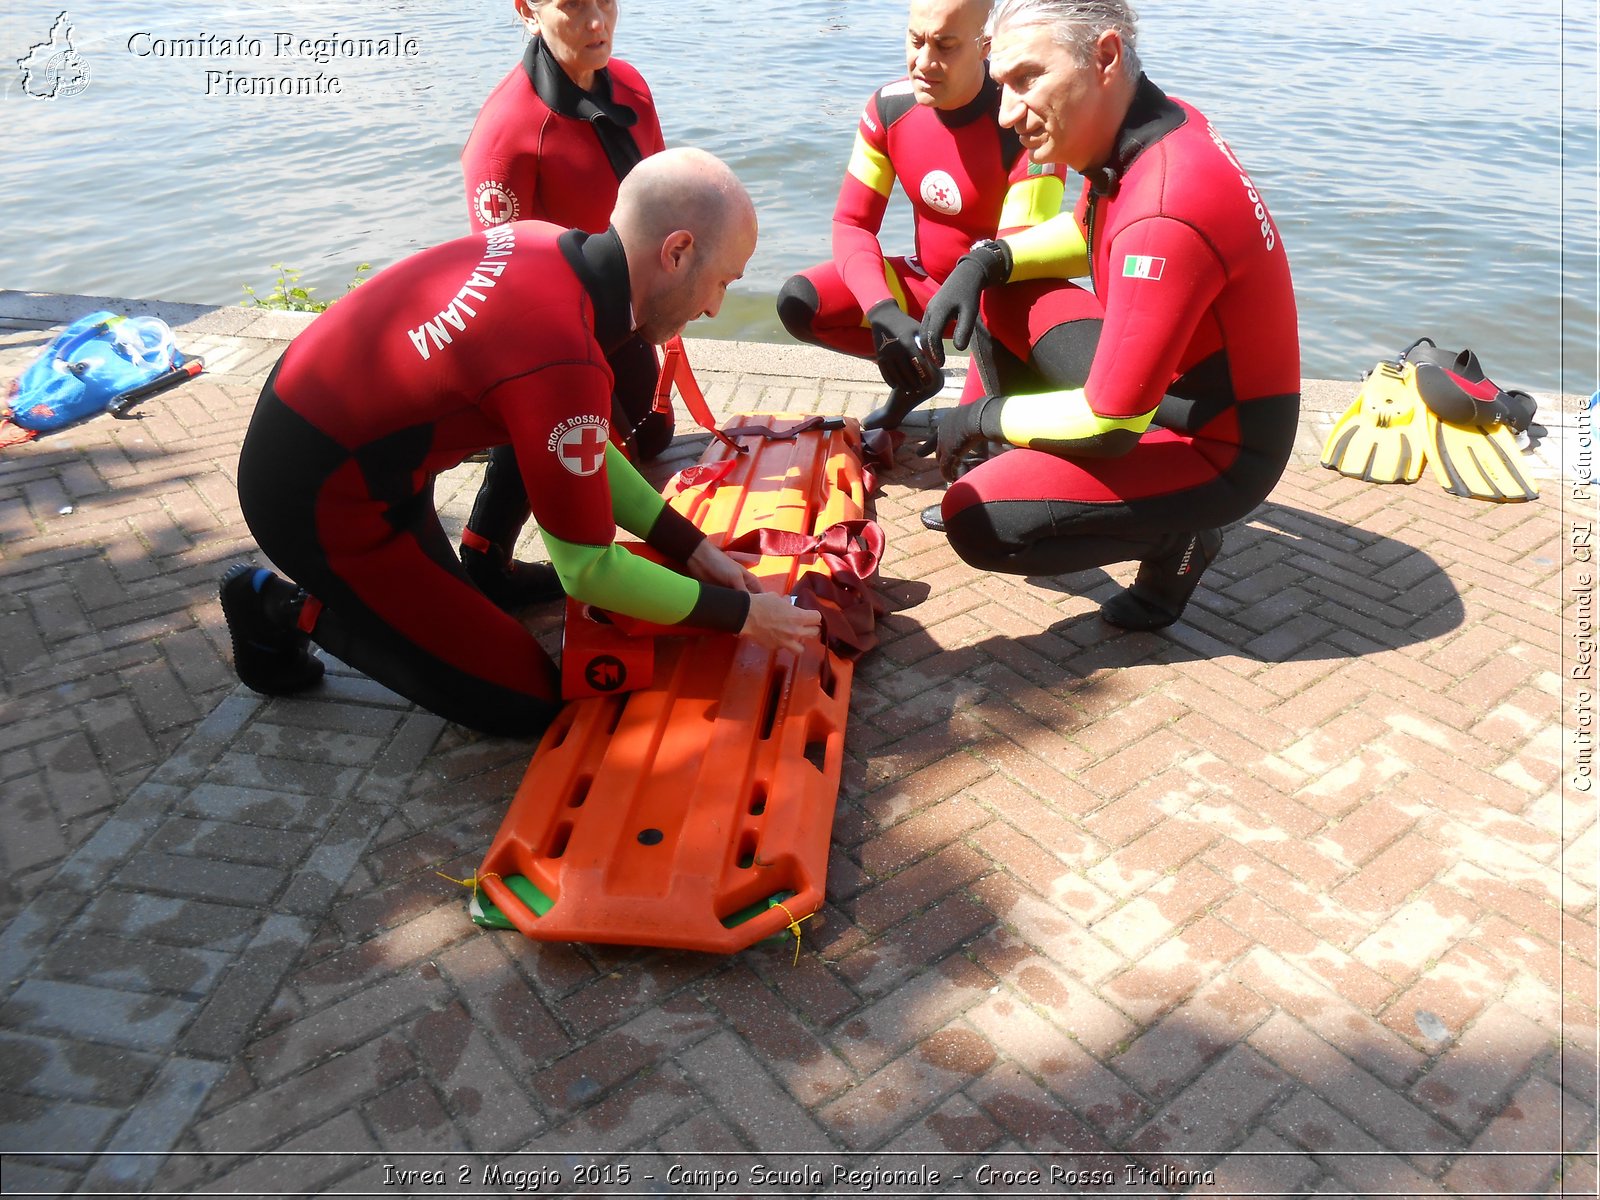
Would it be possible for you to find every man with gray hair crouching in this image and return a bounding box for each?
[919,0,1301,631]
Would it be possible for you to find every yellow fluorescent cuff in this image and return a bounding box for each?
[997,174,1065,233]
[846,133,895,197]
[1002,212,1090,281]
[999,388,1155,446]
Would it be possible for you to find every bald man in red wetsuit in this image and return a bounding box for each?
[222,151,820,738]
[921,0,1300,632]
[776,0,1076,430]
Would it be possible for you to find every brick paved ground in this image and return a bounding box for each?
[1,290,1595,1196]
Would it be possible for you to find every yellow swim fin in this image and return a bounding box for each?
[1320,361,1428,484]
[1425,412,1539,502]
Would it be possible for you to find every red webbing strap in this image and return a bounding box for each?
[856,427,898,495]
[720,520,890,658]
[0,417,37,448]
[653,336,744,455]
[719,415,833,441]
[664,457,740,498]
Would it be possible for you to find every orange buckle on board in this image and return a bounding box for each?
[558,545,723,700]
[559,597,657,700]
[472,412,878,954]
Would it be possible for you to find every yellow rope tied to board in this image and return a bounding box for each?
[435,870,502,902]
[771,900,814,967]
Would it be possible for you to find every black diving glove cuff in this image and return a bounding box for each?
[964,239,1014,288]
[936,395,1006,481]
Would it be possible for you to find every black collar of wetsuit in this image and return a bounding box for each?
[558,227,634,355]
[935,68,1000,129]
[1083,73,1186,199]
[524,35,637,126]
[523,36,646,182]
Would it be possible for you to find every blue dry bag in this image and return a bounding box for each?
[4,311,190,434]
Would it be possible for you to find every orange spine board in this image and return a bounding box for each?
[476,414,870,952]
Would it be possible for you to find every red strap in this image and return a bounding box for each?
[722,520,885,576]
[721,520,889,659]
[296,594,323,635]
[0,417,37,449]
[720,415,834,441]
[665,457,740,498]
[653,336,744,455]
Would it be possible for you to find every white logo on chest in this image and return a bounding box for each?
[919,170,963,215]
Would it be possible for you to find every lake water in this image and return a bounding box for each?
[3,0,1595,395]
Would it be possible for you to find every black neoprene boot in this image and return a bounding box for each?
[219,564,325,694]
[461,443,565,612]
[459,533,565,611]
[1100,528,1223,631]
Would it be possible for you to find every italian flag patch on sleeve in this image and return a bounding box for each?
[1122,255,1166,280]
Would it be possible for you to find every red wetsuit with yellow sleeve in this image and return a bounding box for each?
[940,76,1301,574]
[237,224,745,737]
[777,71,1073,356]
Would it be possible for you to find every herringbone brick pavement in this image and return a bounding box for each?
[1,294,1594,1196]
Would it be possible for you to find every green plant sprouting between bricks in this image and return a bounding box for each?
[242,262,371,313]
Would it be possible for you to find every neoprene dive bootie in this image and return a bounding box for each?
[219,564,325,694]
[458,532,565,612]
[1099,528,1223,631]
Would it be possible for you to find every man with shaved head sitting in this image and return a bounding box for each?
[224,148,821,738]
[776,0,1079,430]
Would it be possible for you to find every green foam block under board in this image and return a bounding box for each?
[469,875,555,929]
[469,877,798,946]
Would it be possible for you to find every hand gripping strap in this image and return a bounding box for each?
[720,519,890,658]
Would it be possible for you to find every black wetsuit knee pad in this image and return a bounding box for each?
[1029,317,1104,390]
[776,275,823,343]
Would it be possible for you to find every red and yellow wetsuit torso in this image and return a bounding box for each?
[943,77,1301,553]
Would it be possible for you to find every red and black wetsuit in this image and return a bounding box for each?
[462,32,670,547]
[237,224,745,737]
[462,37,664,235]
[941,76,1301,574]
[777,72,1069,355]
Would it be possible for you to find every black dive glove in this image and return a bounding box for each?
[866,300,937,392]
[936,395,1006,482]
[919,239,1012,353]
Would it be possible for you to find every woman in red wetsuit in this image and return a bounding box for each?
[458,0,673,609]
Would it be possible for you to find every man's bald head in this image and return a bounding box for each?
[906,0,992,109]
[614,147,757,270]
[615,148,758,344]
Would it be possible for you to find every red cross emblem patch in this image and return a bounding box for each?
[474,180,519,227]
[919,169,963,216]
[556,420,610,476]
